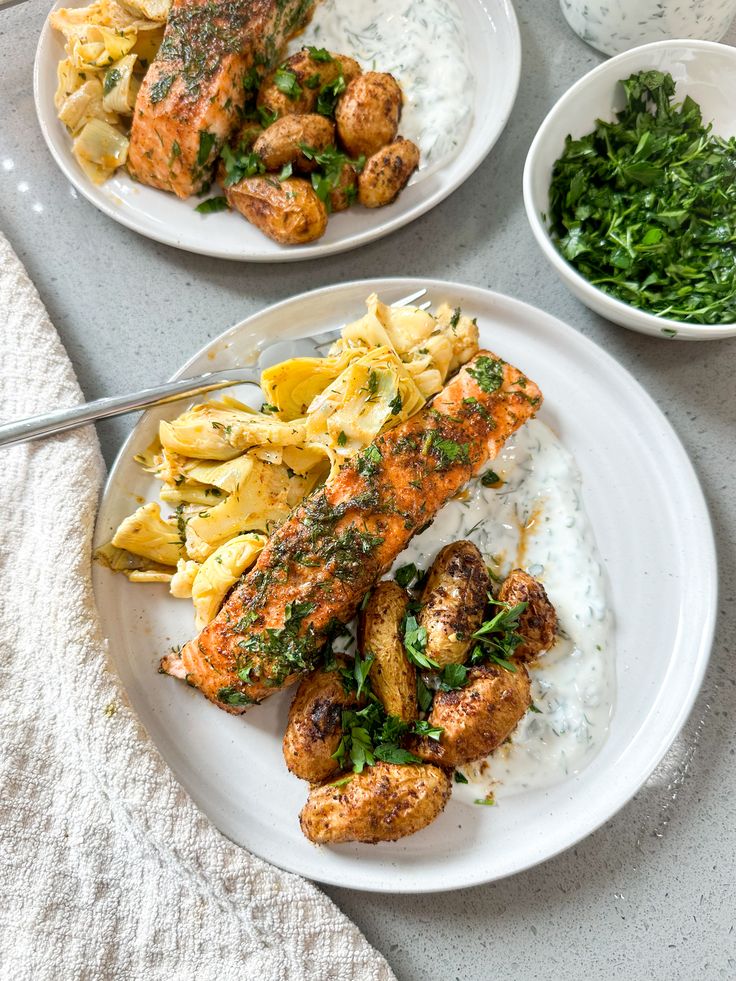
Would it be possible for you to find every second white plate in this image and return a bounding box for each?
[34,0,521,261]
[93,278,716,892]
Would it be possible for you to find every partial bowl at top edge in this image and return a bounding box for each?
[523,39,736,341]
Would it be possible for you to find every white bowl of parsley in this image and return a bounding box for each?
[523,40,736,340]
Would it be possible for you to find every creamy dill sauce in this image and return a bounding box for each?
[390,418,615,799]
[292,0,474,167]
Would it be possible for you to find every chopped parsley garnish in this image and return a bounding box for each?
[454,770,469,784]
[337,430,347,447]
[274,66,301,99]
[103,67,121,95]
[149,73,174,104]
[469,598,528,672]
[195,196,229,214]
[217,686,255,706]
[278,162,293,181]
[403,614,439,670]
[332,699,441,774]
[220,144,265,186]
[306,45,333,62]
[242,66,261,91]
[549,70,736,324]
[316,74,346,116]
[416,674,433,713]
[474,795,496,806]
[197,131,217,167]
[449,306,461,329]
[438,663,468,690]
[394,562,418,589]
[422,431,470,469]
[468,356,505,394]
[389,392,403,415]
[355,443,382,479]
[481,470,501,487]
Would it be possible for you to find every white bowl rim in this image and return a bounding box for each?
[523,38,736,340]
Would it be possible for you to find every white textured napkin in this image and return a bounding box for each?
[0,232,393,981]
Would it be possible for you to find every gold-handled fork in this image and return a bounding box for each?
[0,288,429,448]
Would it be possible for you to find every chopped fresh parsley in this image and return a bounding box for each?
[220,144,265,186]
[103,67,121,96]
[195,196,228,214]
[468,356,505,394]
[306,45,333,62]
[416,674,433,713]
[217,686,255,706]
[394,562,418,589]
[355,443,382,479]
[454,770,469,784]
[337,430,347,447]
[197,131,217,167]
[481,470,501,487]
[450,306,461,329]
[438,663,468,690]
[549,70,736,324]
[469,598,528,672]
[149,73,174,104]
[274,66,302,99]
[316,74,346,116]
[389,392,403,415]
[403,613,439,670]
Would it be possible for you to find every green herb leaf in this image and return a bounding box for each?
[306,45,333,62]
[481,470,500,486]
[220,144,265,186]
[403,614,439,670]
[195,196,229,214]
[149,73,174,104]
[274,66,302,99]
[438,663,468,690]
[412,720,443,740]
[103,67,121,96]
[197,131,217,167]
[416,675,433,713]
[394,563,418,589]
[316,74,346,116]
[217,686,254,706]
[469,356,505,393]
[454,770,469,784]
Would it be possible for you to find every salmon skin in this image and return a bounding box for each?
[128,0,315,198]
[161,351,543,713]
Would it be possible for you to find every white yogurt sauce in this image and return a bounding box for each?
[389,418,616,799]
[291,0,474,167]
[560,0,736,56]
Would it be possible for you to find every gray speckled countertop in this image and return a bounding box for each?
[2,3,735,978]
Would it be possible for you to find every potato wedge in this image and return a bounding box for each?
[283,663,359,783]
[253,114,335,172]
[499,569,557,662]
[419,541,490,668]
[359,580,417,722]
[335,72,402,158]
[357,138,420,209]
[300,761,451,843]
[224,175,328,245]
[414,664,531,768]
[258,48,362,117]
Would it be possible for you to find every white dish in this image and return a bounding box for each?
[93,278,717,892]
[523,40,736,340]
[33,0,520,263]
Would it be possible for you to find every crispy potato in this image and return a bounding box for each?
[283,663,359,783]
[328,161,358,212]
[299,762,451,843]
[419,541,490,668]
[357,138,420,209]
[224,175,328,245]
[499,569,557,662]
[258,49,362,117]
[359,580,417,722]
[414,664,531,768]
[335,72,402,157]
[253,114,335,172]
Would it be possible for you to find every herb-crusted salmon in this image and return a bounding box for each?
[128,0,315,198]
[161,351,543,711]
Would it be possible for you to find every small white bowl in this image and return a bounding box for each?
[523,40,736,341]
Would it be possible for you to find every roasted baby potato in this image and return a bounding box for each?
[224,176,328,245]
[328,161,358,212]
[418,541,490,668]
[299,761,451,843]
[499,569,557,662]
[257,48,362,117]
[335,71,403,157]
[359,580,417,722]
[357,138,420,209]
[252,114,335,172]
[283,663,359,783]
[415,664,531,768]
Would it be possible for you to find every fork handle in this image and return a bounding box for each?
[0,369,260,449]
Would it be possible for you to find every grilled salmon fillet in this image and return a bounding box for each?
[128,0,315,197]
[161,351,542,712]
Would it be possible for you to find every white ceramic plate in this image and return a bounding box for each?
[33,0,520,262]
[93,278,716,892]
[524,40,736,340]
